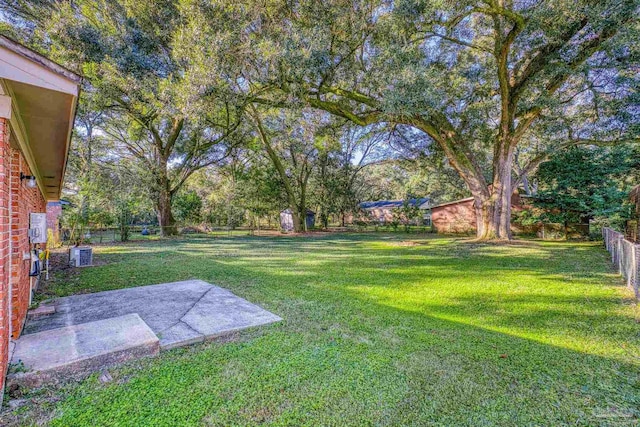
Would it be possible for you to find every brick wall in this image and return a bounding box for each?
[10,148,46,337]
[46,202,62,244]
[432,194,526,234]
[0,118,10,397]
[0,117,47,399]
[432,199,477,234]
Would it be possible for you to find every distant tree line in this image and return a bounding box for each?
[2,1,637,238]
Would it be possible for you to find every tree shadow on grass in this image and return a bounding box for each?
[26,285,640,427]
[17,235,640,426]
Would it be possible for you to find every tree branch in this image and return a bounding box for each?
[164,118,185,157]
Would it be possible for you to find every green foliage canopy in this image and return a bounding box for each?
[530,146,638,226]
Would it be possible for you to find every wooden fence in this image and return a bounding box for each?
[603,227,640,298]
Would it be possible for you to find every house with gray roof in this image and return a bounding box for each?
[358,198,431,225]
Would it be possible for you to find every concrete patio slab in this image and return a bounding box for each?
[9,314,159,388]
[24,280,282,350]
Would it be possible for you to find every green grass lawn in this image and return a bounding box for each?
[4,234,640,426]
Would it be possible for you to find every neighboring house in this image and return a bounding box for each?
[280,209,315,232]
[46,199,70,244]
[358,198,431,225]
[431,193,523,234]
[0,36,81,402]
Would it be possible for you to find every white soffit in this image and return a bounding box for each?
[0,36,81,201]
[0,40,79,96]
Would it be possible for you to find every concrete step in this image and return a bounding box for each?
[27,303,56,320]
[8,313,159,388]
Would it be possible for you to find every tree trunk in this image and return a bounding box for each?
[290,207,303,233]
[157,187,178,236]
[473,185,513,240]
[470,138,515,241]
[151,155,179,237]
[521,173,531,195]
[251,109,308,234]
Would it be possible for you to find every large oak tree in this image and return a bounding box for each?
[3,0,243,235]
[181,0,639,239]
[6,1,639,239]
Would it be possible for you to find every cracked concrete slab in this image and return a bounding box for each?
[182,286,283,339]
[23,280,282,350]
[158,321,204,350]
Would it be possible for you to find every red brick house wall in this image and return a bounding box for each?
[46,202,62,243]
[432,198,477,233]
[432,194,524,234]
[0,118,11,392]
[0,117,47,392]
[10,147,46,336]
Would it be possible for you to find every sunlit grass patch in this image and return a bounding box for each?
[5,233,640,426]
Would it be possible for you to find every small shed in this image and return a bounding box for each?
[280,209,315,232]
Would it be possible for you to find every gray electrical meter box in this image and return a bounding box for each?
[29,212,47,244]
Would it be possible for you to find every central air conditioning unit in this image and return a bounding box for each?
[69,246,93,267]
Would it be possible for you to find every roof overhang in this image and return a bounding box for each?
[0,36,81,201]
[360,198,431,210]
[431,197,475,210]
